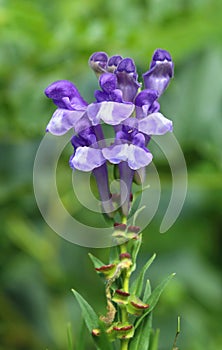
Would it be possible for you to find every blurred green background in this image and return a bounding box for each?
[1,0,222,349]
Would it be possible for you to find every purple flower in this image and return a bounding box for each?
[44,49,174,217]
[134,89,173,135]
[107,55,123,72]
[45,80,89,135]
[102,125,153,216]
[88,52,108,74]
[94,73,123,103]
[115,58,141,102]
[102,126,153,170]
[69,128,105,172]
[143,49,174,96]
[69,127,114,214]
[87,101,134,126]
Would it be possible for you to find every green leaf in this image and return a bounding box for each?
[67,323,73,350]
[75,318,87,350]
[149,329,160,350]
[130,235,142,273]
[135,273,175,330]
[129,280,153,350]
[131,253,156,297]
[129,313,152,350]
[109,245,119,263]
[129,192,143,219]
[88,253,105,269]
[72,289,113,350]
[143,280,151,301]
[72,289,99,332]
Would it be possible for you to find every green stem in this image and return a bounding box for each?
[121,338,129,350]
[119,237,131,350]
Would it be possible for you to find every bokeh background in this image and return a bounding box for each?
[1,0,222,349]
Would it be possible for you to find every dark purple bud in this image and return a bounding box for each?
[150,48,172,69]
[116,58,140,102]
[89,51,108,74]
[107,55,123,72]
[143,49,174,96]
[117,58,136,74]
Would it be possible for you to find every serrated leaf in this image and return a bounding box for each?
[129,313,152,350]
[88,253,105,269]
[131,254,156,297]
[135,273,175,330]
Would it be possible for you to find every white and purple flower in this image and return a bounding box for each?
[44,49,174,216]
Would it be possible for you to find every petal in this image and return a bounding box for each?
[44,80,87,108]
[150,49,173,69]
[143,49,174,96]
[127,144,153,170]
[103,144,153,170]
[74,114,92,134]
[87,101,134,126]
[46,108,85,135]
[135,89,158,108]
[116,58,141,102]
[138,112,173,135]
[94,90,109,102]
[132,132,146,148]
[99,73,117,93]
[70,147,106,171]
[110,89,123,102]
[122,117,138,129]
[135,89,159,119]
[102,144,129,164]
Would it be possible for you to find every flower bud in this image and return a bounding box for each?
[89,52,108,75]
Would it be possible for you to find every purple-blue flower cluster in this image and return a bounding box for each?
[45,49,174,216]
